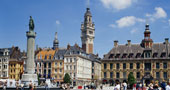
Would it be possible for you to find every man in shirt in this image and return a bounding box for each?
[166,82,170,90]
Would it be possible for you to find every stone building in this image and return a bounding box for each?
[101,24,170,85]
[53,48,66,85]
[64,44,92,86]
[81,7,95,54]
[9,59,24,81]
[9,46,24,81]
[0,48,11,79]
[35,48,56,82]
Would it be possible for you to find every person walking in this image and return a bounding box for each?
[122,81,127,90]
[166,81,170,90]
[133,83,136,90]
[161,80,166,90]
[114,81,120,90]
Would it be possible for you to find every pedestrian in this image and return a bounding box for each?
[3,81,7,90]
[133,83,136,90]
[29,81,33,90]
[153,81,159,90]
[122,81,127,90]
[114,81,120,90]
[166,81,170,90]
[161,80,166,90]
[149,81,153,90]
[20,83,24,90]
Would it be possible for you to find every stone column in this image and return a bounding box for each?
[21,16,38,86]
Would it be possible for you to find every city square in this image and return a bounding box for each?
[0,0,170,90]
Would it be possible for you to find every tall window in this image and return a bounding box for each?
[116,72,120,78]
[70,58,72,62]
[123,63,126,69]
[156,72,160,78]
[130,63,133,69]
[116,63,120,69]
[164,72,167,79]
[136,63,140,69]
[110,72,113,78]
[74,65,76,70]
[123,72,126,78]
[104,63,107,69]
[110,63,113,70]
[156,63,159,69]
[163,62,167,69]
[48,63,51,68]
[137,72,140,78]
[104,72,107,78]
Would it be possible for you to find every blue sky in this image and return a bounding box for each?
[0,0,170,57]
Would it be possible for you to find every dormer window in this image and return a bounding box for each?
[128,53,133,58]
[161,52,166,58]
[115,54,120,58]
[144,51,151,58]
[109,54,114,59]
[122,53,127,58]
[136,53,141,58]
[153,53,158,58]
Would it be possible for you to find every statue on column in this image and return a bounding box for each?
[29,16,34,30]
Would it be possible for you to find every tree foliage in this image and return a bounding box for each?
[64,73,71,84]
[128,72,136,87]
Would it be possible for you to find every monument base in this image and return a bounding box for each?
[21,74,38,86]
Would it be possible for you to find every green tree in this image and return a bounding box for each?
[128,72,136,88]
[37,74,40,85]
[64,73,71,84]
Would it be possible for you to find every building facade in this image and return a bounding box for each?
[0,48,11,79]
[52,48,66,85]
[35,48,56,82]
[91,56,101,86]
[64,44,92,86]
[81,8,95,54]
[9,59,24,81]
[101,24,170,85]
[9,46,24,81]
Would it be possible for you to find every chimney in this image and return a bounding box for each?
[114,40,118,47]
[67,43,71,50]
[127,40,131,46]
[165,38,169,44]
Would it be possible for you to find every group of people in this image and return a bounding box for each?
[114,81,127,90]
[132,80,170,90]
[108,80,170,90]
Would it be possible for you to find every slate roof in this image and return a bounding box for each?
[85,8,92,17]
[0,48,12,56]
[103,42,170,60]
[54,48,67,60]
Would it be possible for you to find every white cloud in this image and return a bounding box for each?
[130,28,138,34]
[114,16,144,28]
[100,0,136,10]
[56,20,60,25]
[109,24,116,28]
[168,19,170,25]
[146,7,167,22]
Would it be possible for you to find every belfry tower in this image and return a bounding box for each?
[81,7,95,54]
[53,32,59,49]
[141,24,153,48]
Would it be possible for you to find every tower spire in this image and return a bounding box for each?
[141,23,153,48]
[81,2,95,54]
[53,31,59,49]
